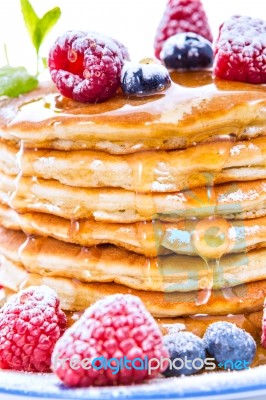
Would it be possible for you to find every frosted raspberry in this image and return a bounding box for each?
[261,299,266,348]
[213,16,266,84]
[113,38,130,61]
[52,294,169,387]
[48,31,128,103]
[154,0,213,59]
[0,286,67,372]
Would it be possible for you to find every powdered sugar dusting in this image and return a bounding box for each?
[230,144,246,156]
[2,285,59,309]
[121,62,169,82]
[218,188,260,203]
[162,32,211,58]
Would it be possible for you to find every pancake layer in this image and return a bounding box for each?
[1,171,266,222]
[0,226,266,292]
[1,254,266,317]
[0,136,265,192]
[0,204,265,257]
[1,72,266,153]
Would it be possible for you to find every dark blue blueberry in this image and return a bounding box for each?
[162,332,206,377]
[203,322,256,369]
[161,32,213,70]
[121,62,171,96]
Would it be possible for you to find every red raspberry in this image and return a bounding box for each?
[48,31,127,103]
[154,0,213,59]
[52,294,169,387]
[0,286,67,372]
[113,38,130,61]
[213,16,266,84]
[262,299,266,348]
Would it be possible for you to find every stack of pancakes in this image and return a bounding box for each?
[0,71,266,321]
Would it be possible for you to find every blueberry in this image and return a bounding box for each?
[121,62,171,96]
[161,32,213,70]
[203,322,256,369]
[162,332,206,377]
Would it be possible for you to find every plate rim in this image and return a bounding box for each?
[1,365,266,399]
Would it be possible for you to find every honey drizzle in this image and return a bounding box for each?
[8,71,266,128]
[3,124,264,304]
[0,70,264,156]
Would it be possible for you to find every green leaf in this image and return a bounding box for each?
[42,57,47,69]
[34,7,61,53]
[20,0,61,57]
[0,66,38,97]
[20,0,38,47]
[19,0,61,75]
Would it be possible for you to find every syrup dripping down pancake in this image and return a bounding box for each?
[0,171,266,222]
[0,204,265,257]
[1,253,266,317]
[0,226,266,292]
[0,136,265,192]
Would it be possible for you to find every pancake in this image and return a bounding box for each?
[0,136,265,192]
[0,225,266,292]
[1,255,266,317]
[0,285,263,337]
[0,285,263,353]
[0,171,266,222]
[0,204,266,257]
[0,71,266,153]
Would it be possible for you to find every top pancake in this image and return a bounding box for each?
[0,71,266,153]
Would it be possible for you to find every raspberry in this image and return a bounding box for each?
[154,0,213,59]
[0,286,67,372]
[261,299,266,348]
[213,16,266,84]
[48,31,127,103]
[52,294,169,387]
[113,38,130,61]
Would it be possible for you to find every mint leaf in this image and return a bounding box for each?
[20,0,39,47]
[42,57,48,69]
[0,66,38,97]
[1,0,61,97]
[20,0,61,75]
[34,7,61,53]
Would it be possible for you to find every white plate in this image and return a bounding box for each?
[1,366,266,400]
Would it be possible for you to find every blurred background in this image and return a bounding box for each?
[0,0,264,74]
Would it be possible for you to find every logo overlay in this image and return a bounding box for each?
[53,354,251,375]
